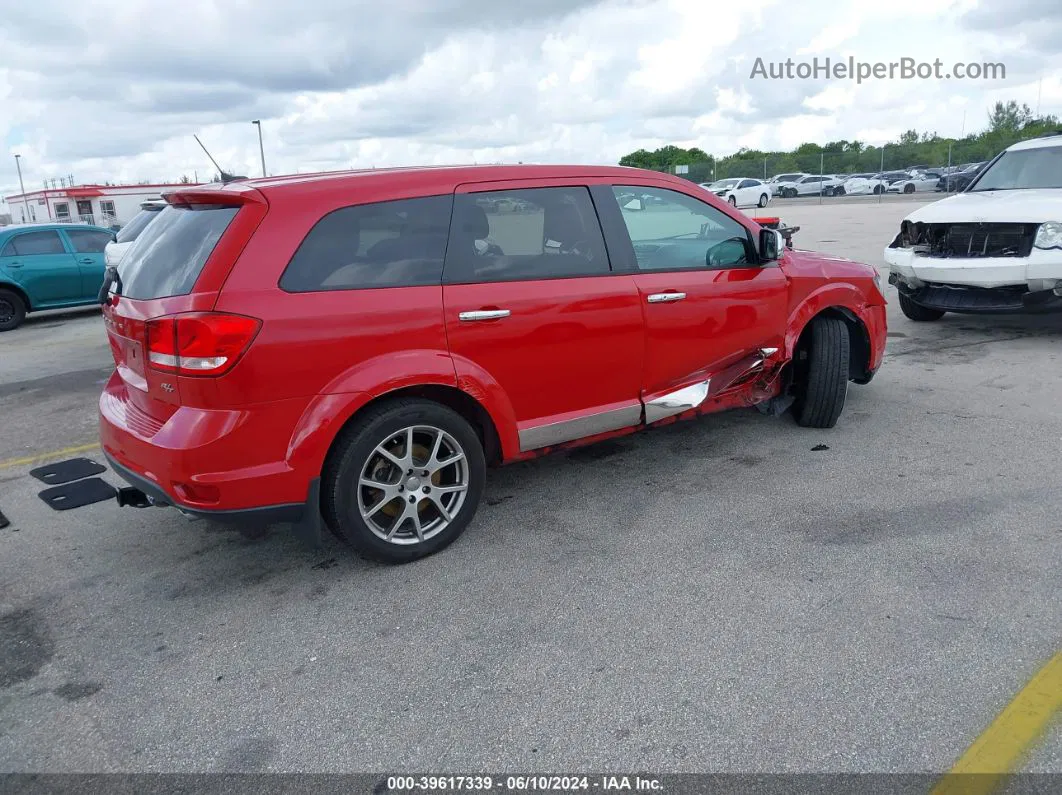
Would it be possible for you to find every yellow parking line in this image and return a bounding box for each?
[0,442,101,471]
[932,651,1062,795]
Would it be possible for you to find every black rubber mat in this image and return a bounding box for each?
[30,458,106,486]
[38,478,116,511]
[0,509,8,529]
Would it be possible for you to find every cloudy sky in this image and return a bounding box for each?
[2,0,1060,207]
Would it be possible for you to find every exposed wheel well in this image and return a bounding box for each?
[0,282,31,312]
[794,307,871,383]
[325,384,503,470]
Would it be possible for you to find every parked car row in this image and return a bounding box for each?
[94,164,886,563]
[759,165,988,198]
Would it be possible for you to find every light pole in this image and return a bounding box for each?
[251,120,266,177]
[13,154,26,210]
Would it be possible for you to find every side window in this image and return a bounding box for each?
[611,186,753,271]
[66,229,112,253]
[444,187,609,283]
[5,231,65,256]
[0,240,14,257]
[279,195,453,292]
[738,179,755,189]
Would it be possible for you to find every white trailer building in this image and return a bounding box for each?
[3,183,197,228]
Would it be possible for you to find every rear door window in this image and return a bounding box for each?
[279,195,453,292]
[118,204,239,300]
[444,187,609,283]
[65,229,112,253]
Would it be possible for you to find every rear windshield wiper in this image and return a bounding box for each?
[98,266,123,304]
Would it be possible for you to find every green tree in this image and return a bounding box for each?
[988,101,1032,134]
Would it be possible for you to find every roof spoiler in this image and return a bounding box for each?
[162,184,266,207]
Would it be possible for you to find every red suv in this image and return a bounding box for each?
[99,165,886,562]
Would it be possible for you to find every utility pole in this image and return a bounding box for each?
[819,152,824,205]
[251,120,266,177]
[879,146,885,204]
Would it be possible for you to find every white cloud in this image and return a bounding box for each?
[2,0,1062,210]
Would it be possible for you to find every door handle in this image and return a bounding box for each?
[459,309,511,321]
[647,292,686,303]
[6,261,22,268]
[78,257,95,264]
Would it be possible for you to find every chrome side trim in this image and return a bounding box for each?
[519,404,642,452]
[760,347,779,356]
[644,380,710,424]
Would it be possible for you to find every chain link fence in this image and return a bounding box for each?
[654,141,1000,200]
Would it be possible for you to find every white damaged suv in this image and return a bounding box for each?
[884,134,1062,320]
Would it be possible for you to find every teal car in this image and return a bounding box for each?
[0,223,113,331]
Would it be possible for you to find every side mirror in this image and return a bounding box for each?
[758,228,783,262]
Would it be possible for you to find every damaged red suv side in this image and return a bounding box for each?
[99,165,886,562]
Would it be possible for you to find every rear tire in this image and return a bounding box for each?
[899,293,945,321]
[0,288,27,332]
[322,399,486,563]
[793,316,850,429]
[758,194,769,207]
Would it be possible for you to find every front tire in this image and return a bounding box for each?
[898,292,945,321]
[793,316,850,429]
[728,195,737,207]
[758,193,769,207]
[0,288,27,332]
[903,183,916,194]
[873,185,883,195]
[323,399,486,563]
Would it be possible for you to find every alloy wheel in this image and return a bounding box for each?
[357,425,469,545]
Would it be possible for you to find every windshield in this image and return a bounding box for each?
[775,174,802,182]
[114,207,163,244]
[971,146,1062,191]
[708,179,740,189]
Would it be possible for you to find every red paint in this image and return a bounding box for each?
[99,164,887,515]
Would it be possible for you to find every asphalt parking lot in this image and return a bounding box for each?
[1,194,1060,776]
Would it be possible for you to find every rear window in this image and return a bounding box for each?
[118,204,239,300]
[115,207,163,244]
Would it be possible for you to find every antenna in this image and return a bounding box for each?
[193,134,247,183]
[194,134,225,175]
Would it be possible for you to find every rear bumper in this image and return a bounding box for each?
[98,371,317,517]
[105,452,307,525]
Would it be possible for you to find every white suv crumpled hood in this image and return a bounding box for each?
[905,189,1062,224]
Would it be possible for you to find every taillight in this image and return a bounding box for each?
[146,312,261,377]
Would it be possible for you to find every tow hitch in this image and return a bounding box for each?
[115,486,154,509]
